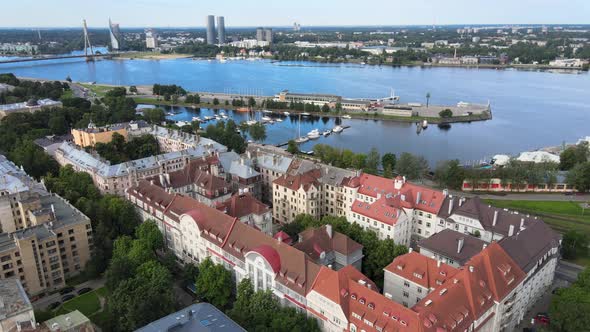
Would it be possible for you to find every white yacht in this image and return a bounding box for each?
[322,130,331,137]
[276,118,283,122]
[301,112,311,117]
[261,116,272,122]
[342,115,352,119]
[283,111,290,116]
[332,125,344,133]
[307,129,321,139]
[295,136,309,143]
[192,116,201,122]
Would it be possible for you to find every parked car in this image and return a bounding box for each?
[48,301,61,310]
[59,286,75,295]
[61,294,75,302]
[535,313,550,326]
[77,287,92,295]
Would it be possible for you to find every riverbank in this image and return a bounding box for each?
[115,52,194,60]
[132,96,492,124]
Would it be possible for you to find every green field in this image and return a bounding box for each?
[52,287,108,323]
[79,84,117,98]
[484,199,590,236]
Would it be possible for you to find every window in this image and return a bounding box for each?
[403,291,409,298]
[404,281,410,287]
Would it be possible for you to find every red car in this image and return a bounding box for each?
[535,314,550,326]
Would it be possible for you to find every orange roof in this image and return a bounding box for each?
[310,266,421,332]
[412,242,526,331]
[351,198,405,226]
[384,252,459,290]
[273,168,321,192]
[345,173,445,215]
[216,193,270,218]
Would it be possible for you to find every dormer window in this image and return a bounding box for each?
[359,298,366,305]
[368,303,375,310]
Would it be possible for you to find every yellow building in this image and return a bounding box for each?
[71,122,128,148]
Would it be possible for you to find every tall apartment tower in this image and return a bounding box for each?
[217,16,226,44]
[256,27,264,42]
[145,28,158,49]
[206,15,216,44]
[108,18,123,50]
[264,28,273,44]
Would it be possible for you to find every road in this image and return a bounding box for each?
[33,278,106,310]
[555,260,584,283]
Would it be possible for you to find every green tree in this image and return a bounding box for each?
[396,152,429,180]
[434,160,465,190]
[382,153,396,172]
[439,108,453,118]
[365,147,380,175]
[249,122,267,142]
[566,162,590,192]
[228,278,255,326]
[321,103,330,112]
[171,94,179,104]
[142,107,165,124]
[196,258,233,309]
[562,230,589,259]
[248,97,256,107]
[213,98,220,105]
[560,147,578,170]
[549,266,590,332]
[383,164,393,178]
[8,141,59,179]
[287,140,299,154]
[135,220,164,252]
[351,153,367,170]
[129,85,138,94]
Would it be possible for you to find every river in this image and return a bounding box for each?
[1,55,589,165]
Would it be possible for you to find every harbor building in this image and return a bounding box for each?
[274,90,342,106]
[217,16,226,44]
[206,15,216,45]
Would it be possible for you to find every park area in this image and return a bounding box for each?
[36,287,109,328]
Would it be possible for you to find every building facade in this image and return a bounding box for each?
[206,15,216,45]
[216,16,226,44]
[0,279,35,332]
[71,122,128,148]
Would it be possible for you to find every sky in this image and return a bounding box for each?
[2,0,589,28]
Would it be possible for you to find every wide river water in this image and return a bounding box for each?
[1,55,589,164]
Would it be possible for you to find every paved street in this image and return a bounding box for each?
[32,278,106,310]
[555,260,584,283]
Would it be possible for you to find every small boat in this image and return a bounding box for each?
[283,111,290,116]
[192,116,201,122]
[307,129,320,139]
[268,120,275,124]
[332,125,344,133]
[215,115,222,120]
[275,118,283,122]
[261,116,272,122]
[222,115,228,119]
[322,130,331,136]
[301,112,311,117]
[246,120,257,126]
[204,116,213,121]
[219,111,226,116]
[237,107,250,112]
[422,120,428,128]
[295,136,309,143]
[342,115,352,119]
[167,112,175,116]
[263,110,272,114]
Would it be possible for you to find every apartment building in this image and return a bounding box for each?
[0,279,35,332]
[383,252,458,307]
[129,125,204,153]
[273,169,322,223]
[248,146,293,203]
[218,152,261,199]
[71,122,128,148]
[418,229,487,268]
[216,193,272,235]
[0,194,92,296]
[54,139,226,196]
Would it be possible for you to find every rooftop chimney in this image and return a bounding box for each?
[437,260,441,268]
[448,198,454,215]
[469,266,474,273]
[416,191,422,204]
[493,210,498,226]
[520,218,524,230]
[457,237,464,254]
[443,189,449,197]
[325,224,333,239]
[409,247,413,253]
[508,224,515,237]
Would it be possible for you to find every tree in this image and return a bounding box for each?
[129,85,138,94]
[249,122,267,142]
[382,153,396,172]
[135,220,164,252]
[287,140,299,154]
[439,108,453,118]
[171,94,179,104]
[562,230,589,259]
[550,266,590,332]
[321,103,330,112]
[228,278,255,326]
[8,141,59,179]
[434,160,465,190]
[365,147,380,175]
[213,98,219,105]
[426,92,431,107]
[195,258,233,309]
[351,153,367,170]
[396,152,429,180]
[65,75,72,83]
[248,97,256,107]
[383,164,393,178]
[560,147,578,170]
[566,162,590,192]
[143,107,165,124]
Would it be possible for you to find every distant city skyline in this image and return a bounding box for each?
[1,0,589,28]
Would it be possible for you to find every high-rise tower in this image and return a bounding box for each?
[217,16,226,44]
[206,15,216,44]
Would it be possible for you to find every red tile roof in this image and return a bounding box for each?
[351,197,406,226]
[294,225,363,259]
[412,242,526,331]
[310,265,421,332]
[216,193,270,218]
[345,173,445,215]
[273,168,321,192]
[384,252,459,290]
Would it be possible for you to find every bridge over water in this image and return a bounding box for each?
[0,53,119,65]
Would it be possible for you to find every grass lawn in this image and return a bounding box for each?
[79,83,116,98]
[55,287,106,318]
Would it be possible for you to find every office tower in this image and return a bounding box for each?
[108,18,123,50]
[145,29,158,49]
[206,15,216,44]
[256,27,264,42]
[217,16,226,44]
[264,28,273,43]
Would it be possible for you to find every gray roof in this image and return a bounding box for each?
[0,154,47,195]
[219,152,260,179]
[418,229,487,265]
[0,98,62,112]
[319,164,356,186]
[255,153,293,173]
[135,303,245,332]
[0,279,32,320]
[499,221,561,273]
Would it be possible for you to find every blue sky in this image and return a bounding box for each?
[3,0,589,28]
